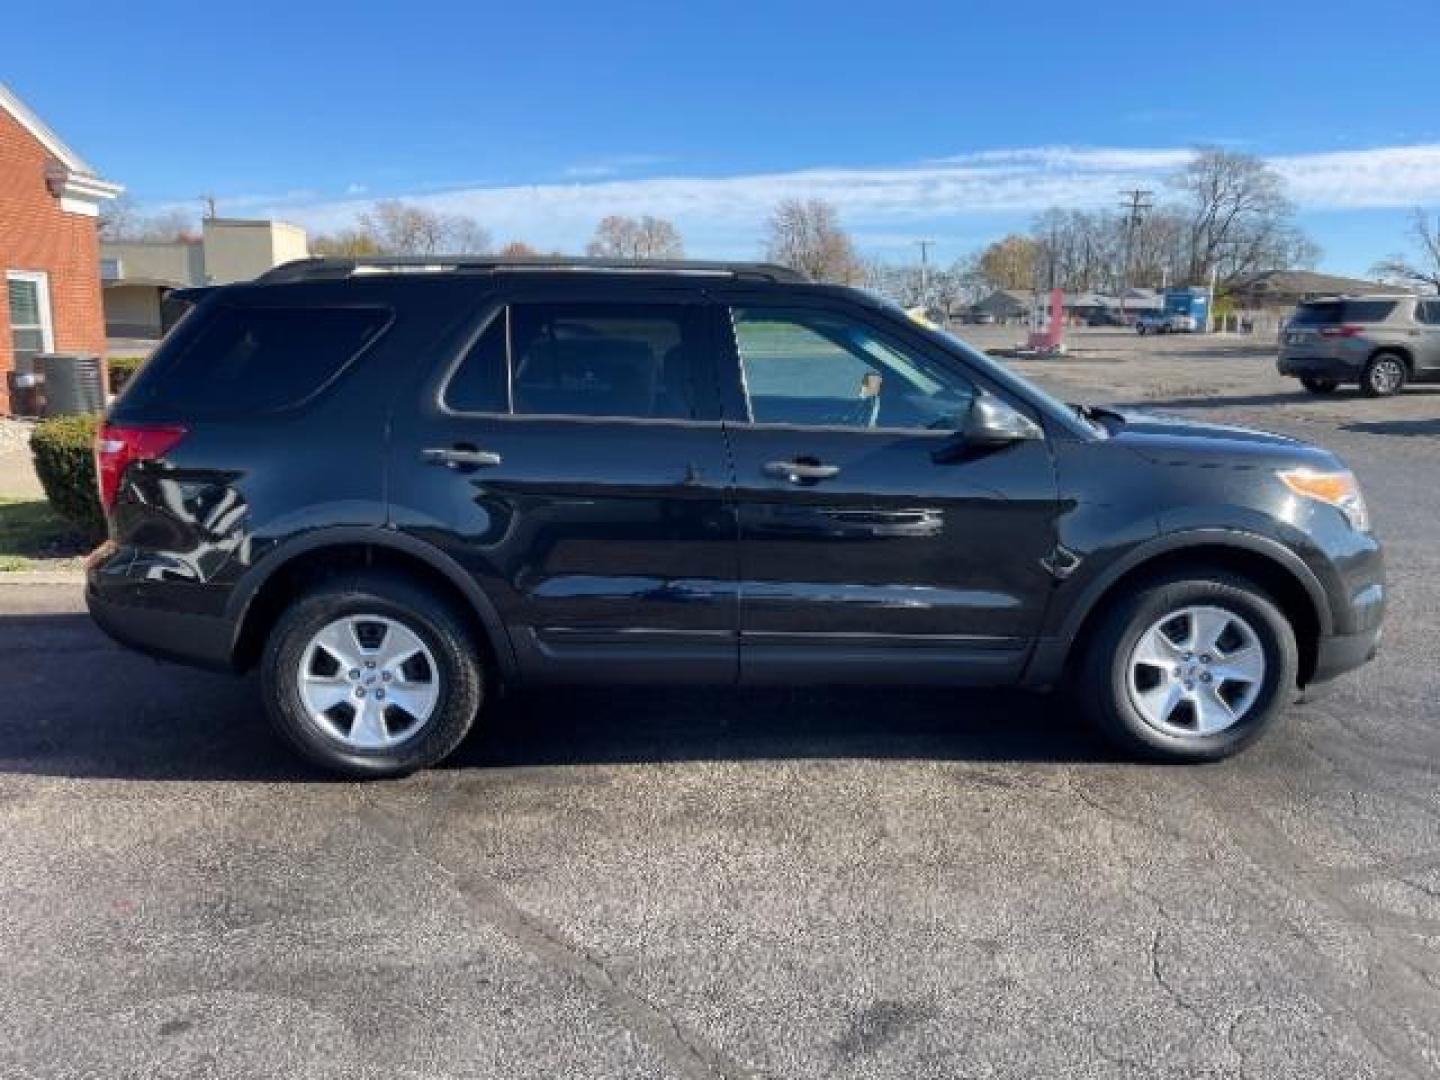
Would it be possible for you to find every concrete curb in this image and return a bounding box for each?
[0,571,85,586]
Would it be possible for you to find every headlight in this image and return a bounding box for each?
[1279,467,1370,532]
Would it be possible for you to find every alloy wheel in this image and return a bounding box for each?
[1126,605,1265,737]
[296,614,440,749]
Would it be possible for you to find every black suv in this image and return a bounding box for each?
[88,258,1384,776]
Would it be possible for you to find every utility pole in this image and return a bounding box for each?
[199,193,217,220]
[914,239,935,311]
[1118,189,1153,320]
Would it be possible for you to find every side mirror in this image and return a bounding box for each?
[962,392,1044,447]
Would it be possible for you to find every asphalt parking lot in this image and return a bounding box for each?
[2,328,1437,1079]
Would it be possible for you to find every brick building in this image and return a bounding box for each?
[0,82,121,413]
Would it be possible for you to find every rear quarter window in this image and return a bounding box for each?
[120,303,391,419]
[1290,300,1397,326]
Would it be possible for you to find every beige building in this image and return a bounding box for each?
[101,218,308,338]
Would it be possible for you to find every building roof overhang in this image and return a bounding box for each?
[2,81,123,216]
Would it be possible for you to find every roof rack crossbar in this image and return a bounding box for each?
[255,256,809,285]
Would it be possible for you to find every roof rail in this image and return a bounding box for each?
[255,255,810,285]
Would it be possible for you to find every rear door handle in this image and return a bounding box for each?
[764,460,841,483]
[423,446,503,469]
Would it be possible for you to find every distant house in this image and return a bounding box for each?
[102,218,309,338]
[0,82,122,411]
[973,287,1166,324]
[973,289,1034,322]
[1227,270,1408,312]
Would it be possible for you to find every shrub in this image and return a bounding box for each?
[30,413,104,540]
[108,355,147,395]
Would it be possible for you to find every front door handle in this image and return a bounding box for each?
[764,459,841,483]
[423,446,503,469]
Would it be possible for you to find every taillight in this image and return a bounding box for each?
[94,423,187,511]
[1320,324,1364,338]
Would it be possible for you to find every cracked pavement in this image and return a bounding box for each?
[1,329,1437,1077]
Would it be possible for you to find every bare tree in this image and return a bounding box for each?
[99,195,198,242]
[1371,209,1440,291]
[763,199,862,284]
[498,240,539,257]
[440,212,493,254]
[585,215,684,259]
[356,200,491,255]
[862,259,927,307]
[860,255,981,322]
[1170,148,1312,285]
[928,263,973,322]
[98,194,142,240]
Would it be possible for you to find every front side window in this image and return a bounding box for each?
[730,306,975,430]
[6,272,54,370]
[1416,300,1440,326]
[445,302,707,420]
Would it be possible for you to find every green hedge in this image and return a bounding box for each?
[30,414,104,541]
[108,355,147,395]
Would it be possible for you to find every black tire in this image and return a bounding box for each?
[260,573,484,777]
[1361,352,1407,398]
[1299,376,1339,394]
[1078,570,1299,762]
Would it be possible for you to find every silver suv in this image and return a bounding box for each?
[1278,295,1440,397]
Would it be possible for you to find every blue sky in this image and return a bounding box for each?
[9,0,1440,274]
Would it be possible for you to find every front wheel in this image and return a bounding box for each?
[1300,376,1339,394]
[260,573,484,777]
[1079,571,1298,762]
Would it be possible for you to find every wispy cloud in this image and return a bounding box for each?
[561,153,673,179]
[170,143,1440,258]
[1272,145,1440,207]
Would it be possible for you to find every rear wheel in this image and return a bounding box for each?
[1361,352,1407,397]
[1300,376,1339,394]
[261,573,484,777]
[1079,570,1298,762]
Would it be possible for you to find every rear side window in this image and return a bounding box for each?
[444,302,707,420]
[1290,300,1397,326]
[1417,300,1440,326]
[124,304,389,418]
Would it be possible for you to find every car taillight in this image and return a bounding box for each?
[1319,324,1364,338]
[94,423,187,511]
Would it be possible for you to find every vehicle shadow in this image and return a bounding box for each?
[0,613,1113,782]
[1143,344,1273,362]
[1119,391,1314,410]
[1343,418,1440,438]
[453,684,1105,771]
[1131,386,1440,412]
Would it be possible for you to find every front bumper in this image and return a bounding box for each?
[1310,625,1382,684]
